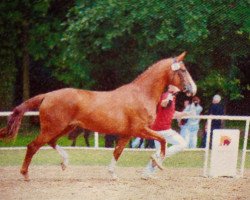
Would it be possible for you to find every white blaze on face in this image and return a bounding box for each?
[171,60,197,96]
[183,70,197,96]
[188,72,197,95]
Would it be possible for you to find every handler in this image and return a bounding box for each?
[142,85,190,179]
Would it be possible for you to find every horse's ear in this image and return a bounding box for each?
[176,51,187,62]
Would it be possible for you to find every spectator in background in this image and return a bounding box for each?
[200,94,224,148]
[145,139,155,149]
[131,137,145,148]
[180,96,203,148]
[179,100,190,139]
[131,138,155,149]
[105,134,117,148]
[68,127,91,147]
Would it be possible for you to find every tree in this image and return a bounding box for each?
[0,0,74,109]
[59,0,249,113]
[0,0,249,114]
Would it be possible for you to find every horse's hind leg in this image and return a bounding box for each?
[47,125,76,170]
[48,140,69,171]
[20,134,49,181]
[109,136,130,180]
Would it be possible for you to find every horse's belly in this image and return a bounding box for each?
[76,109,127,134]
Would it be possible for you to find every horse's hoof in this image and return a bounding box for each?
[108,169,118,180]
[150,154,164,170]
[24,174,30,181]
[61,163,67,171]
[111,173,119,180]
[108,167,113,174]
[20,170,30,181]
[141,173,158,180]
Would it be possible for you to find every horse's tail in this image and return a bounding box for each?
[0,94,46,140]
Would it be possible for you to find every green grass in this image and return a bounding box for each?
[0,130,104,147]
[0,122,249,148]
[0,149,249,169]
[1,132,249,150]
[0,119,248,148]
[0,122,249,170]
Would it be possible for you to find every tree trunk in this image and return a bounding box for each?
[21,20,30,133]
[0,56,16,111]
[22,20,30,101]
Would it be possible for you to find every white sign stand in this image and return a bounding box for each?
[209,129,240,177]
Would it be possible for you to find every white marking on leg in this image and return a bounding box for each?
[55,145,69,166]
[108,156,116,173]
[108,156,118,180]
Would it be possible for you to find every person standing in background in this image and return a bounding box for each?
[200,94,224,148]
[105,134,118,148]
[181,96,203,148]
[68,127,91,147]
[179,100,190,140]
[131,137,145,148]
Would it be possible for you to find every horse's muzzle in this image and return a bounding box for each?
[183,84,197,97]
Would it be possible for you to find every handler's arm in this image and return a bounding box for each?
[160,94,173,107]
[174,111,189,119]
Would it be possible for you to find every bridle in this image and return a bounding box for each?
[170,58,188,87]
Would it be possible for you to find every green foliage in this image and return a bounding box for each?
[0,54,17,110]
[0,0,74,108]
[0,1,20,109]
[62,0,207,88]
[198,70,243,101]
[60,0,249,94]
[0,0,249,110]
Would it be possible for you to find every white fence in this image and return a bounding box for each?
[0,111,249,177]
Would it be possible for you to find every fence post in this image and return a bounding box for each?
[240,119,249,177]
[203,119,212,177]
[94,132,99,148]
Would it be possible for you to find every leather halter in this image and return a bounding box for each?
[170,58,187,88]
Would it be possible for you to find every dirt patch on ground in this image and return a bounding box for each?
[0,166,249,200]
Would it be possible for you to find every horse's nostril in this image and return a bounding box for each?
[184,85,189,92]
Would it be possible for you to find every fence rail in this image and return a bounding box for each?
[1,111,249,120]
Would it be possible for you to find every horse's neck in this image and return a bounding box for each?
[132,59,171,102]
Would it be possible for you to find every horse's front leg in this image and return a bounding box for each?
[109,136,130,180]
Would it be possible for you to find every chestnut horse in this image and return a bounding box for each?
[0,52,196,180]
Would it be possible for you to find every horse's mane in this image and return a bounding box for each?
[132,58,170,84]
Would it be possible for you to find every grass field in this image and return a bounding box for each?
[0,130,249,149]
[0,120,249,172]
[0,148,249,169]
[0,118,249,148]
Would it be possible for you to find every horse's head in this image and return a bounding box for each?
[169,52,197,96]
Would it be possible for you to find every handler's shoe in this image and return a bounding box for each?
[141,171,157,180]
[141,160,157,180]
[151,154,164,170]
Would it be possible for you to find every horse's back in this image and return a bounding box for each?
[38,88,127,133]
[38,86,153,135]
